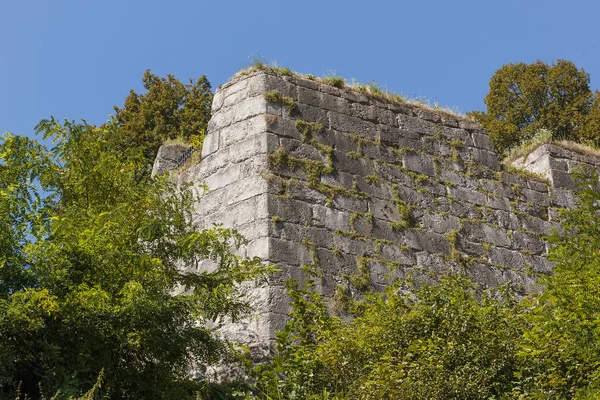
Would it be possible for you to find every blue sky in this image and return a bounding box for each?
[2,0,599,137]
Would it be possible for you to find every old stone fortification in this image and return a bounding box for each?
[154,69,600,357]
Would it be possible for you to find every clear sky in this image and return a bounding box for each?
[2,0,600,137]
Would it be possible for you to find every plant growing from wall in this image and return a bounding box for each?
[263,90,296,115]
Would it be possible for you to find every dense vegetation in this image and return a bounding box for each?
[468,59,600,155]
[2,64,600,399]
[0,73,268,399]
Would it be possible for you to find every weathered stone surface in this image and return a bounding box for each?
[402,152,436,177]
[151,143,190,177]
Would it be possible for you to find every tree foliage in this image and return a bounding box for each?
[246,276,523,400]
[113,70,213,161]
[469,60,600,155]
[0,118,269,399]
[514,169,600,398]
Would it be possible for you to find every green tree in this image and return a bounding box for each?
[248,276,524,400]
[114,70,213,161]
[0,118,269,399]
[514,169,600,399]
[470,60,600,154]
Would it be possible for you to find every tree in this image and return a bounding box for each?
[514,169,600,398]
[469,60,600,155]
[248,276,524,399]
[114,70,213,161]
[0,118,269,399]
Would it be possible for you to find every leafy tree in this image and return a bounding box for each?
[514,169,600,399]
[469,60,600,154]
[113,70,213,161]
[247,276,524,400]
[0,118,269,399]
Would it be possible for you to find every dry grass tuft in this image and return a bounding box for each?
[230,63,470,120]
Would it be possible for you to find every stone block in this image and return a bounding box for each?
[471,132,494,151]
[375,162,413,186]
[440,127,473,146]
[267,195,313,225]
[332,233,375,257]
[549,188,575,208]
[479,179,513,197]
[397,113,438,136]
[461,221,511,248]
[304,226,334,250]
[268,238,312,266]
[459,120,483,132]
[416,109,441,123]
[320,172,354,191]
[297,86,321,108]
[203,162,242,191]
[519,187,550,206]
[471,148,501,170]
[421,212,461,234]
[333,150,375,176]
[467,264,504,289]
[284,139,326,162]
[334,196,369,213]
[265,115,302,140]
[396,185,432,208]
[319,130,356,153]
[422,138,453,158]
[489,210,521,230]
[512,231,546,255]
[447,186,488,206]
[549,170,575,189]
[402,152,436,177]
[456,237,487,258]
[519,215,554,236]
[378,243,417,265]
[322,208,351,231]
[219,115,268,148]
[226,175,269,205]
[368,198,399,222]
[439,169,468,188]
[354,175,394,200]
[293,103,329,124]
[440,115,460,128]
[403,230,450,254]
[321,92,350,114]
[329,111,377,139]
[379,130,423,151]
[201,131,219,158]
[270,221,304,242]
[287,183,329,204]
[209,95,266,131]
[529,255,555,274]
[152,143,190,177]
[489,247,524,271]
[527,180,549,192]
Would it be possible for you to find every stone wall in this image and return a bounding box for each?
[155,68,599,356]
[510,142,600,189]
